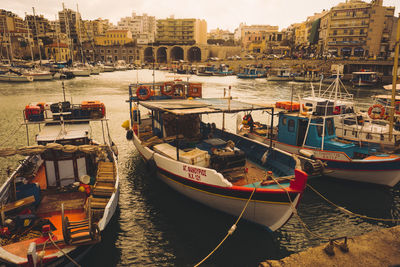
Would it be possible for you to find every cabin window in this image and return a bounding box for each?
[282,117,287,126]
[366,133,372,140]
[380,134,384,141]
[326,118,334,136]
[288,119,295,132]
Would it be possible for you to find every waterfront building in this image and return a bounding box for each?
[94,29,134,46]
[84,43,138,63]
[0,9,29,61]
[156,17,207,45]
[58,8,81,45]
[117,12,156,44]
[25,14,53,39]
[45,42,70,61]
[84,18,113,39]
[240,24,279,50]
[319,0,396,58]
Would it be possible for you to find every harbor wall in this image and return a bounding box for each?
[260,225,400,267]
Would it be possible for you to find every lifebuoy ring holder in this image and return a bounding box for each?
[136,85,151,101]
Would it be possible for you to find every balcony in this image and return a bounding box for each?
[330,23,368,29]
[327,40,366,45]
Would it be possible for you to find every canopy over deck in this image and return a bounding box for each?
[36,122,90,142]
[139,98,271,115]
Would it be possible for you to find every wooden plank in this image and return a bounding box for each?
[1,196,35,213]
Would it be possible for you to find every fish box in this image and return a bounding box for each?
[153,143,210,167]
[25,105,43,121]
[316,101,334,116]
[81,101,105,119]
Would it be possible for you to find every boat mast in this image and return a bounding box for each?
[76,4,85,64]
[55,14,60,63]
[24,12,34,63]
[389,14,400,140]
[32,7,42,66]
[62,3,74,63]
[6,18,13,64]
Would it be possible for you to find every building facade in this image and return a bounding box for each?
[26,15,53,39]
[117,12,156,44]
[320,0,396,58]
[45,42,70,61]
[94,29,133,46]
[156,17,207,45]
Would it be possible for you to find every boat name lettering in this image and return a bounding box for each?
[183,165,207,181]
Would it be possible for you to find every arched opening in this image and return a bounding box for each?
[157,47,167,63]
[170,46,184,61]
[187,46,201,62]
[144,47,154,63]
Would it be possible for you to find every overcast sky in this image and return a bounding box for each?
[2,0,400,31]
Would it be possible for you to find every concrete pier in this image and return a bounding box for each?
[260,225,400,267]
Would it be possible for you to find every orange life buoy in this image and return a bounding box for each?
[136,85,151,101]
[368,104,385,120]
[162,82,175,96]
[188,83,202,97]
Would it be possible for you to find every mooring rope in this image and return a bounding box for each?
[269,174,331,241]
[193,186,257,267]
[48,233,81,267]
[0,124,22,147]
[307,183,400,223]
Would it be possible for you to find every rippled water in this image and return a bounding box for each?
[0,70,399,266]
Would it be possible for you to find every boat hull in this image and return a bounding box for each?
[133,134,302,230]
[0,75,33,82]
[243,131,400,187]
[267,76,292,81]
[71,69,91,77]
[27,73,54,81]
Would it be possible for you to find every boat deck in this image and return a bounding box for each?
[138,130,292,188]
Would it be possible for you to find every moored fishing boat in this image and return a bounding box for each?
[267,68,293,81]
[237,66,266,79]
[237,99,400,187]
[125,89,308,231]
[24,69,54,81]
[351,71,380,87]
[0,72,33,82]
[0,97,119,266]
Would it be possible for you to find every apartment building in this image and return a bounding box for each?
[156,17,207,45]
[117,12,156,44]
[320,0,396,58]
[25,15,53,39]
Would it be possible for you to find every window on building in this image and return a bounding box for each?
[360,29,364,35]
[350,29,354,35]
[333,30,337,36]
[107,49,111,53]
[333,12,337,16]
[114,50,118,53]
[344,29,348,34]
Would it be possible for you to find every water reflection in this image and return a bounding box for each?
[0,70,398,266]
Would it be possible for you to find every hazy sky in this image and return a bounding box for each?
[2,0,400,31]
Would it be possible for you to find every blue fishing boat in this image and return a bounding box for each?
[237,67,266,79]
[238,101,400,187]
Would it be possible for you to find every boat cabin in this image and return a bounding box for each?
[277,112,357,158]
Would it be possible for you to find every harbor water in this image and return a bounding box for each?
[0,70,399,266]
